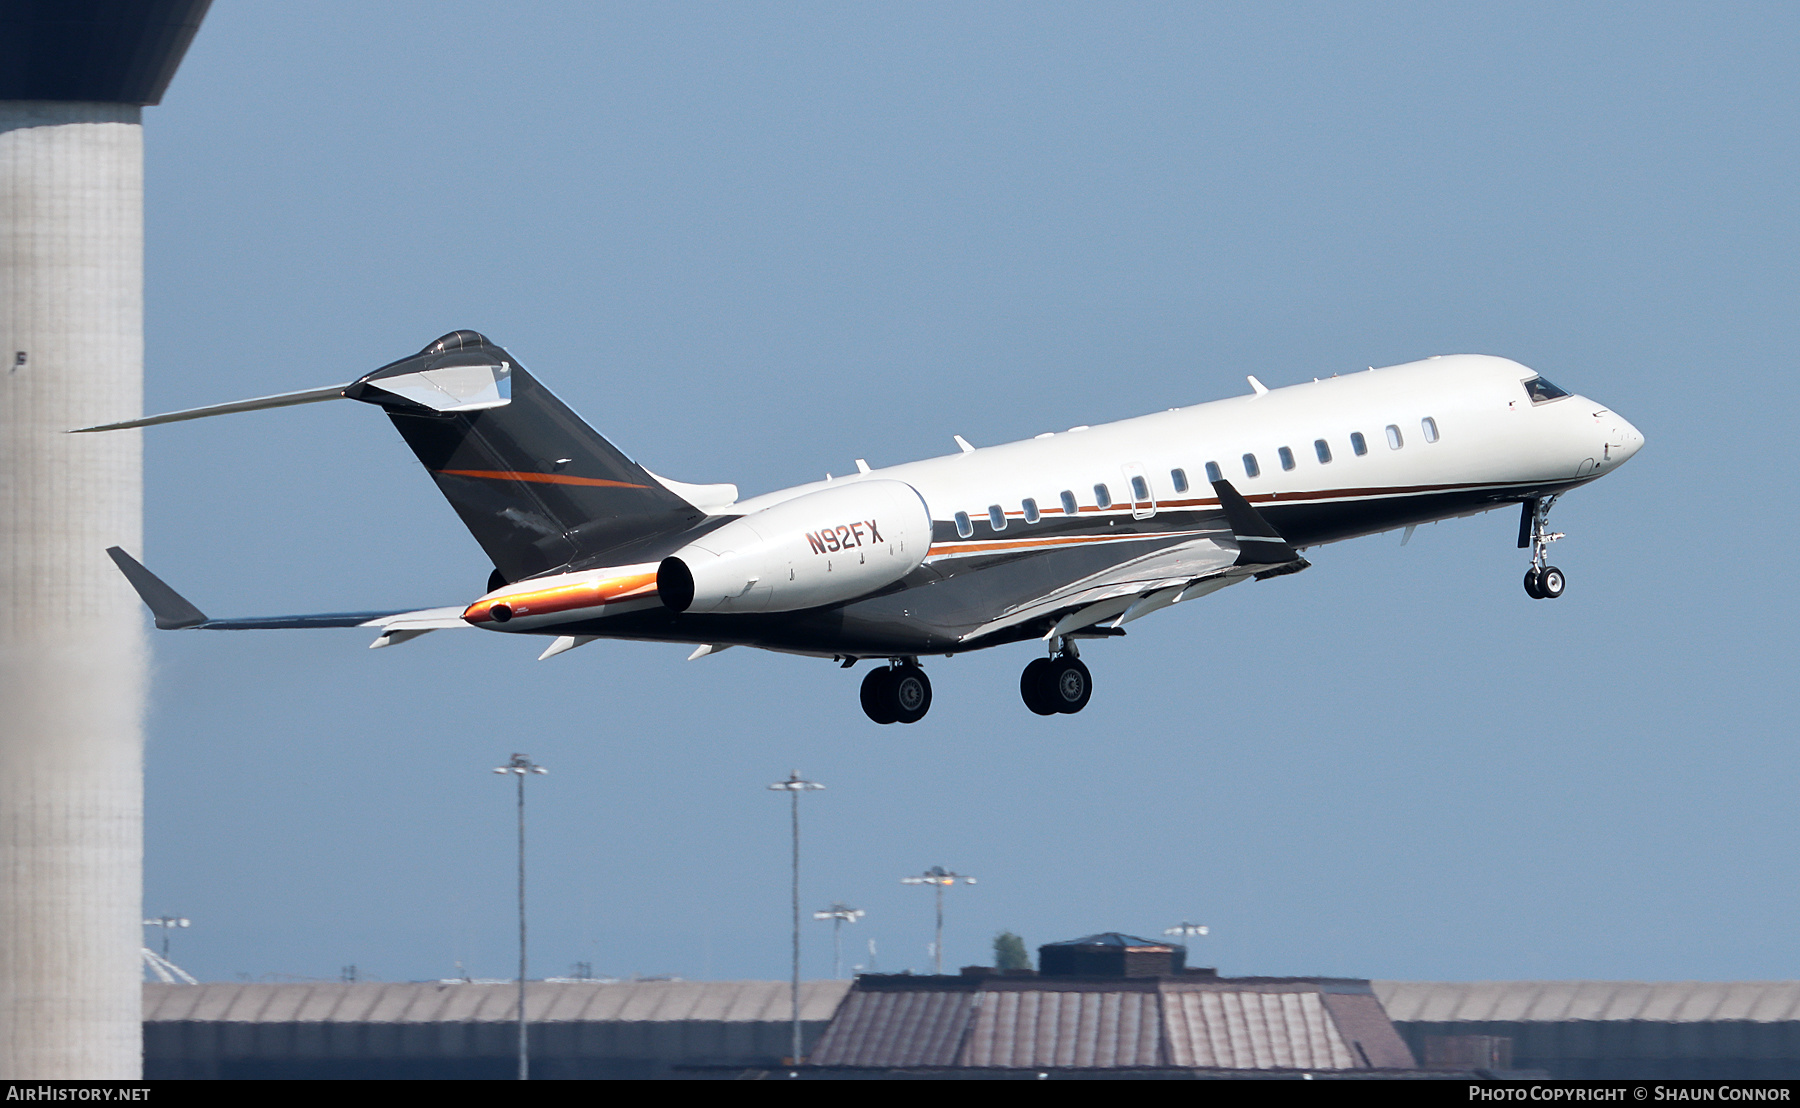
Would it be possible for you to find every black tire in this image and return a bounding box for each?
[890,665,932,724]
[1020,658,1057,716]
[1523,567,1544,599]
[1045,657,1093,714]
[1538,565,1566,599]
[860,667,899,725]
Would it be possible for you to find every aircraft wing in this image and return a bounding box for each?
[106,547,471,649]
[957,478,1308,644]
[956,535,1245,645]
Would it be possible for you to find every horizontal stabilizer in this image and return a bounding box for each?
[106,548,472,635]
[1209,479,1299,565]
[71,384,349,433]
[107,547,208,629]
[178,611,415,630]
[198,605,472,631]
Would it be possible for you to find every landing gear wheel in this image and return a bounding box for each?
[889,664,932,724]
[1020,658,1057,716]
[860,667,899,725]
[1045,657,1093,714]
[1520,495,1569,601]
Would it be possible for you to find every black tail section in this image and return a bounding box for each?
[346,331,704,582]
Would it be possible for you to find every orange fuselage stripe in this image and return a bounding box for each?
[436,469,649,489]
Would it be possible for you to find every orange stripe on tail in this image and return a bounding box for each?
[436,469,649,489]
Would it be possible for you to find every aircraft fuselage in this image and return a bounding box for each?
[467,354,1643,658]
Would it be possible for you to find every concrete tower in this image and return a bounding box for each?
[0,1,209,1078]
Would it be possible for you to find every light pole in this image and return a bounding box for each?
[1164,921,1209,968]
[901,866,976,975]
[812,903,865,979]
[769,771,825,1064]
[494,753,547,1081]
[142,916,189,960]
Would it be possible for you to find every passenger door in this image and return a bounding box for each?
[1121,463,1156,519]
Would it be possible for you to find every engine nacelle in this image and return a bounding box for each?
[658,480,931,614]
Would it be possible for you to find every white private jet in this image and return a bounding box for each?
[86,331,1643,724]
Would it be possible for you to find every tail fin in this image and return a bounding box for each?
[347,331,705,582]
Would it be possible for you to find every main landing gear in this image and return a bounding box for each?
[861,660,932,725]
[1020,643,1093,716]
[1520,495,1567,600]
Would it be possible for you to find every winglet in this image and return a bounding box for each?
[1246,375,1269,396]
[1208,480,1298,566]
[105,547,208,629]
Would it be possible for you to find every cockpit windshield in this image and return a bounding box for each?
[1523,376,1571,404]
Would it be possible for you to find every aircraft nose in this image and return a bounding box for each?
[1610,414,1645,465]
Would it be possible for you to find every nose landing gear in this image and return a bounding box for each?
[1020,642,1094,716]
[860,660,932,724]
[1520,496,1567,599]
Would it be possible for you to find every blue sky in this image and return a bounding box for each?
[137,2,1798,984]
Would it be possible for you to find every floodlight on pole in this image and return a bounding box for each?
[493,753,547,1081]
[769,770,824,1064]
[141,916,189,959]
[812,903,865,979]
[901,866,976,974]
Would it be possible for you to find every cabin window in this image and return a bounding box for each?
[1278,446,1296,471]
[1205,461,1222,483]
[954,511,973,538]
[1130,475,1150,502]
[1350,432,1367,456]
[1314,439,1332,464]
[1242,453,1260,478]
[1094,483,1112,509]
[1422,416,1439,443]
[988,504,1006,531]
[1171,468,1189,494]
[1386,424,1404,450]
[1060,490,1078,515]
[1523,376,1570,404]
[1023,498,1040,524]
